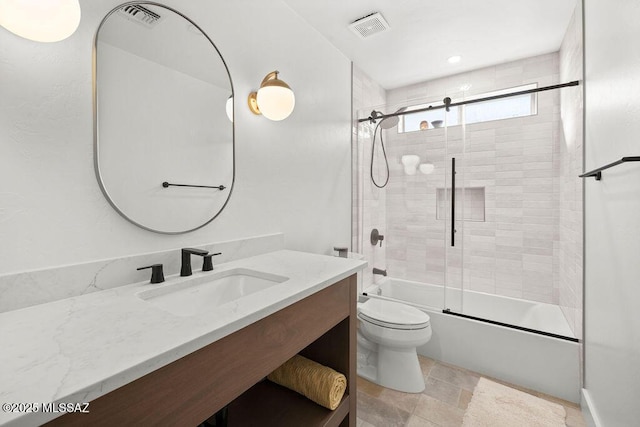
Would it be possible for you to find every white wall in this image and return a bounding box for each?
[584,0,640,425]
[0,0,352,275]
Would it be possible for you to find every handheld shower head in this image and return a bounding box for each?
[368,106,408,189]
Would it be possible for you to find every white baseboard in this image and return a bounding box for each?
[581,389,601,427]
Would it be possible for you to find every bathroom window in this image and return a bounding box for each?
[401,103,459,131]
[398,83,538,133]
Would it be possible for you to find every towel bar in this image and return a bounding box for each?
[579,156,640,180]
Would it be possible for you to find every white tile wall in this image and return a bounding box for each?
[383,53,563,303]
[353,39,582,328]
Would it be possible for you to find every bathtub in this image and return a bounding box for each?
[363,277,581,403]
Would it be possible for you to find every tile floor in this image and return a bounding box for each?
[356,356,587,427]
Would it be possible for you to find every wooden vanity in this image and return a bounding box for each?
[46,274,357,427]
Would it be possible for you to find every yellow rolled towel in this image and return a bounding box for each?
[267,354,347,410]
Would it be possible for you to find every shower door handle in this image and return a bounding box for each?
[451,157,456,247]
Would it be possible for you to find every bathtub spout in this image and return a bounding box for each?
[373,268,387,276]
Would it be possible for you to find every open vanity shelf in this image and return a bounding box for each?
[225,378,350,427]
[224,313,354,427]
[46,274,357,427]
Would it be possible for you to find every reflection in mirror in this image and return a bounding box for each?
[95,3,234,234]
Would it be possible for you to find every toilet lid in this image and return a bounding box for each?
[358,298,430,329]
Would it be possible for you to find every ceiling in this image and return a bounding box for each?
[282,0,577,90]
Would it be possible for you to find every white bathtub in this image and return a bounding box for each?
[376,277,575,338]
[364,277,581,403]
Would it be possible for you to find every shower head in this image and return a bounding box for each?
[380,115,399,130]
[370,107,406,130]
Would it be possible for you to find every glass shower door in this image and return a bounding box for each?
[355,100,452,311]
[354,80,580,341]
[443,95,465,314]
[445,83,579,341]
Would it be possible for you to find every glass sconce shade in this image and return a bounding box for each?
[248,71,295,121]
[257,85,295,121]
[0,0,81,42]
[226,95,233,122]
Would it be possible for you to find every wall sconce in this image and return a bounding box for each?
[248,71,295,121]
[419,163,435,174]
[401,155,420,175]
[0,0,81,42]
[226,95,233,122]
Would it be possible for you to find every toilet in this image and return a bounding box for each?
[357,298,432,393]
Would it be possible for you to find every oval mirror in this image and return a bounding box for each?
[94,2,234,234]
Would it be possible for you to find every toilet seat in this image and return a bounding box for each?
[358,298,430,330]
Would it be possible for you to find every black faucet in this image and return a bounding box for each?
[202,252,222,271]
[181,248,209,276]
[372,268,387,276]
[137,264,165,284]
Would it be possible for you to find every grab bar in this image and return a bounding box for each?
[162,182,226,190]
[579,156,640,181]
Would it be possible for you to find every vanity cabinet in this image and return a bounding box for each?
[45,274,357,427]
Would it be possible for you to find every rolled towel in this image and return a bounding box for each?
[267,354,347,410]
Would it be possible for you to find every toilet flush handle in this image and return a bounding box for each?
[371,229,385,247]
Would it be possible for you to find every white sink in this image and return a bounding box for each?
[138,268,289,317]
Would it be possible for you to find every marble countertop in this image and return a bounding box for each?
[0,250,366,426]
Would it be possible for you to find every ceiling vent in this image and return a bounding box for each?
[348,12,390,39]
[117,5,162,28]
